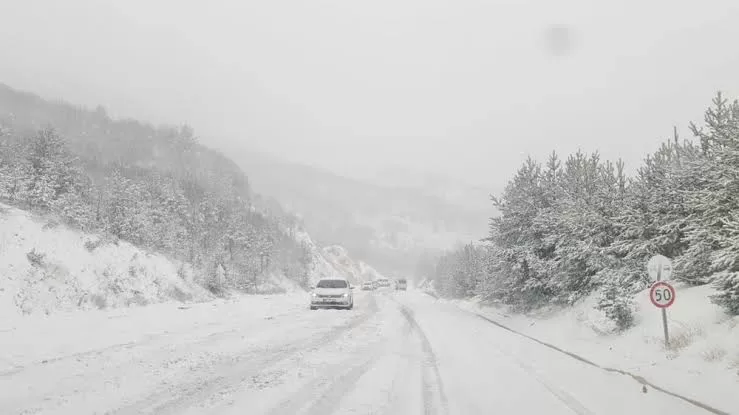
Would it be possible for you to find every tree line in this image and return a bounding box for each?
[0,84,313,294]
[427,94,739,328]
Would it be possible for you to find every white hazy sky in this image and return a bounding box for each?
[2,0,739,188]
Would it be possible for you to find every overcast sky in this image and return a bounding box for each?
[2,0,739,189]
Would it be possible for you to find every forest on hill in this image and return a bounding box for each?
[429,93,739,328]
[0,84,312,293]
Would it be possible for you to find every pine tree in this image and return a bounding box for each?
[0,131,33,203]
[681,94,739,313]
[26,128,83,209]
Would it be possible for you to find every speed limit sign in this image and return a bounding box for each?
[650,281,676,308]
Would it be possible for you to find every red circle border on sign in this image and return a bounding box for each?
[649,281,676,308]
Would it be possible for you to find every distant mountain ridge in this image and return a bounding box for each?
[232,148,490,277]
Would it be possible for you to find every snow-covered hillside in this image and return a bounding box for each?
[292,229,385,284]
[320,245,384,284]
[0,203,212,323]
[0,203,383,322]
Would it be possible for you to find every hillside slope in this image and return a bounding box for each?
[0,202,212,322]
[232,149,488,277]
[0,202,383,322]
[292,230,384,285]
[0,83,327,293]
[0,84,385,321]
[320,245,384,284]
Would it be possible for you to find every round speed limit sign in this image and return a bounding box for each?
[650,281,676,308]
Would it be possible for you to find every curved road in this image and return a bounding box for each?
[1,290,711,414]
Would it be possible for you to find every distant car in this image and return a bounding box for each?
[310,278,354,310]
[396,279,407,290]
[361,281,374,291]
[376,278,390,288]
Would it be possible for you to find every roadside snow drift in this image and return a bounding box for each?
[0,202,211,323]
[453,284,739,413]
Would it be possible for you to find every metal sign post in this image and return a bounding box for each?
[647,255,676,349]
[658,268,669,348]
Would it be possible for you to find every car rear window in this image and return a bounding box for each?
[316,279,348,288]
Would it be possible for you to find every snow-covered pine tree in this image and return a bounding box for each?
[26,128,85,210]
[544,151,620,304]
[489,157,555,307]
[0,130,33,203]
[681,93,739,313]
[611,135,703,289]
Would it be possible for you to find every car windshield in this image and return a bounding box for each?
[7,3,739,414]
[316,280,348,289]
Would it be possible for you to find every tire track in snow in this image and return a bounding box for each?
[264,294,414,415]
[379,317,420,415]
[109,295,380,415]
[4,300,307,380]
[2,307,311,413]
[399,294,593,415]
[472,312,730,415]
[2,325,247,413]
[481,342,595,415]
[266,353,379,415]
[3,314,270,378]
[398,305,449,415]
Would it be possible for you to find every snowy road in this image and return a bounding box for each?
[1,290,715,415]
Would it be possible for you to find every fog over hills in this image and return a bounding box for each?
[234,148,491,277]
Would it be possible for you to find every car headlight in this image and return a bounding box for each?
[342,293,348,297]
[311,293,318,297]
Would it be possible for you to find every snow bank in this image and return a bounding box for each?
[452,284,739,412]
[0,203,211,324]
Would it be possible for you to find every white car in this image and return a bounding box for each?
[310,278,354,310]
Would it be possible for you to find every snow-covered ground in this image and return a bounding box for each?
[1,288,727,414]
[449,284,739,414]
[2,204,732,414]
[0,203,383,325]
[0,202,212,324]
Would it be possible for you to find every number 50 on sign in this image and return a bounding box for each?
[650,281,676,309]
